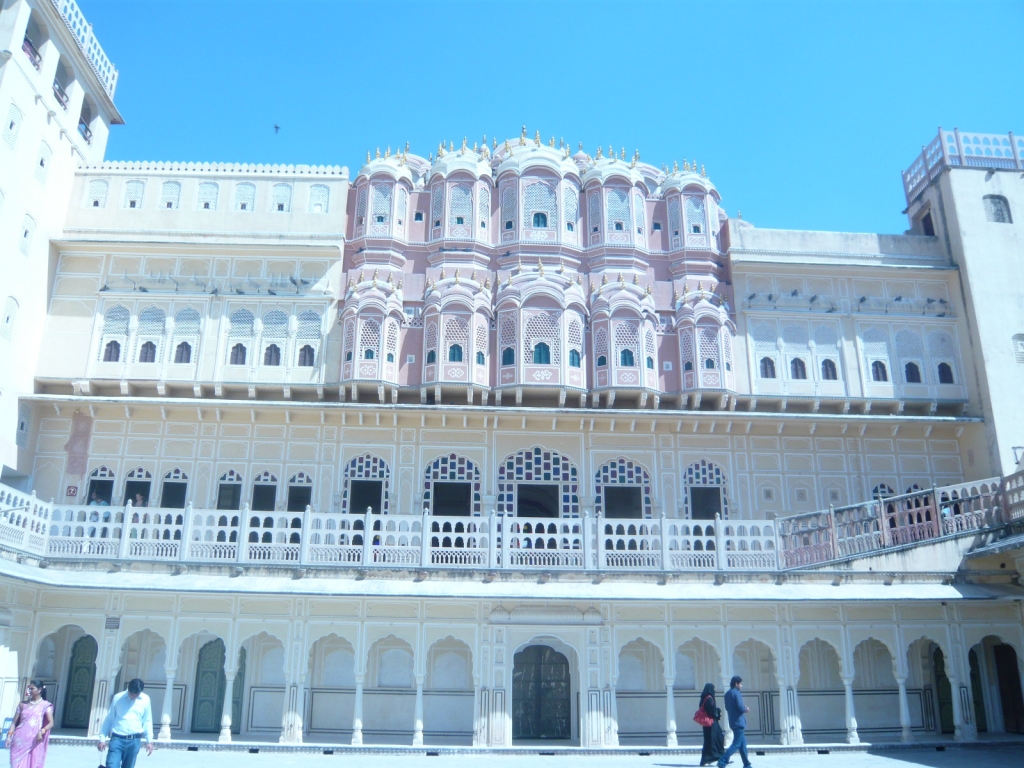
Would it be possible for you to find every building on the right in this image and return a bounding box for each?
[902,130,1024,476]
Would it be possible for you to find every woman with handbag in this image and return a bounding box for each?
[694,682,724,766]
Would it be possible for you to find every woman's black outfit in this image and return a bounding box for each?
[699,683,725,767]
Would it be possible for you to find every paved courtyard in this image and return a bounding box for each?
[39,742,1024,768]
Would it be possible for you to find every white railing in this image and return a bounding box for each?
[50,0,118,97]
[1,474,1017,574]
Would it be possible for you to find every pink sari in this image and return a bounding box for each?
[7,700,52,768]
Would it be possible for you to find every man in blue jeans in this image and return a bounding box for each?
[718,675,752,768]
[97,678,154,768]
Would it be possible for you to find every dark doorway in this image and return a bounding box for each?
[87,479,113,504]
[512,645,571,740]
[994,644,1024,733]
[124,480,151,507]
[604,486,642,518]
[287,485,312,512]
[350,480,383,515]
[251,484,277,512]
[433,482,471,516]
[969,648,988,732]
[192,639,226,733]
[161,481,187,509]
[217,483,242,511]
[517,484,559,518]
[690,487,722,520]
[62,635,97,729]
[933,647,954,734]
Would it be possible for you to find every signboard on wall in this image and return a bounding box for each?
[66,486,78,497]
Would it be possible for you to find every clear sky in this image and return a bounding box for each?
[82,0,1022,236]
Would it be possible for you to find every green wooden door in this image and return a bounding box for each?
[512,645,571,740]
[62,635,97,729]
[192,639,226,732]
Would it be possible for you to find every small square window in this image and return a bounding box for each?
[239,202,247,210]
[375,215,385,223]
[662,361,672,371]
[203,202,210,210]
[166,202,173,209]
[763,488,774,501]
[614,222,624,231]
[795,489,808,502]
[505,221,513,230]
[277,203,285,211]
[414,211,424,222]
[129,200,137,208]
[434,219,441,227]
[828,490,841,502]
[456,216,464,225]
[406,354,415,364]
[653,222,662,231]
[92,200,99,207]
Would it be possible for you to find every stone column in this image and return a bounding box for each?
[842,676,859,744]
[609,678,620,746]
[351,674,364,745]
[949,671,966,741]
[896,676,913,742]
[665,680,678,747]
[157,668,176,741]
[413,674,425,746]
[218,672,236,742]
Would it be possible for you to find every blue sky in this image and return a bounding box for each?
[83,0,1022,235]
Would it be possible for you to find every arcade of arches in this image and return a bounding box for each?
[3,593,1022,747]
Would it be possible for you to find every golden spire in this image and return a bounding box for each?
[386,271,393,285]
[608,144,614,158]
[493,137,498,149]
[645,284,652,295]
[440,267,446,279]
[697,281,703,291]
[375,147,381,159]
[617,272,624,286]
[372,268,379,280]
[549,136,555,147]
[632,273,639,285]
[484,277,491,289]
[470,270,476,282]
[357,270,364,282]
[576,273,581,285]
[460,137,467,155]
[701,164,706,178]
[620,147,625,160]
[473,141,478,152]
[516,262,523,274]
[504,139,511,154]
[673,288,679,302]
[428,152,433,162]
[405,141,410,152]
[449,140,454,153]
[578,141,583,151]
[558,262,564,274]
[438,142,445,157]
[366,151,371,163]
[673,160,679,172]
[520,125,527,147]
[602,273,608,285]
[630,150,638,168]
[454,268,461,283]
[506,273,512,286]
[534,129,541,147]
[596,145,603,159]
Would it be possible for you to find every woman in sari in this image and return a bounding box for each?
[698,682,725,767]
[4,680,53,768]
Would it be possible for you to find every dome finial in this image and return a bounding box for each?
[366,151,371,163]
[549,135,555,147]
[617,272,624,286]
[632,273,639,285]
[578,141,583,150]
[492,136,497,149]
[440,267,446,279]
[673,160,679,172]
[630,149,638,168]
[534,129,541,147]
[438,142,445,157]
[454,268,460,284]
[449,140,454,153]
[596,145,603,159]
[537,258,544,276]
[602,273,608,285]
[375,147,381,159]
[405,141,410,152]
[620,147,625,160]
[701,164,707,178]
[385,146,390,158]
[520,125,527,146]
[608,144,614,158]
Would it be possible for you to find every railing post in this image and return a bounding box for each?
[659,513,668,572]
[498,514,508,571]
[117,499,133,560]
[584,515,595,571]
[594,512,605,572]
[300,505,312,566]
[236,503,250,563]
[179,503,194,561]
[420,512,430,567]
[828,504,839,560]
[361,507,373,565]
[930,485,941,537]
[878,500,890,548]
[714,513,725,570]
[487,510,497,569]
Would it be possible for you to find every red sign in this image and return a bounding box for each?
[66,486,78,497]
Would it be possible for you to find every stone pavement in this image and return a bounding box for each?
[39,742,1024,768]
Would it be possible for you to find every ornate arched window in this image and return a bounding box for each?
[569,349,581,368]
[501,348,514,366]
[759,357,776,378]
[533,342,550,364]
[821,358,838,380]
[904,361,921,383]
[422,454,482,516]
[524,182,556,230]
[341,454,391,515]
[264,344,281,366]
[790,358,807,379]
[448,344,463,362]
[496,446,579,517]
[595,458,653,519]
[683,460,730,520]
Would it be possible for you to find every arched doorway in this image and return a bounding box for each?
[512,645,571,740]
[191,639,245,734]
[62,635,97,729]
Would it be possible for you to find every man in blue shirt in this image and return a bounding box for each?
[97,678,154,768]
[718,675,752,768]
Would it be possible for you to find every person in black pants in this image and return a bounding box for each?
[698,683,725,766]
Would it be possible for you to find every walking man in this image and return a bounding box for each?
[97,678,154,768]
[717,675,752,768]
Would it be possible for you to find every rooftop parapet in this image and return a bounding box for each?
[903,128,1024,203]
[50,0,117,98]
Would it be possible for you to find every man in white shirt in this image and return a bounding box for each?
[97,678,154,768]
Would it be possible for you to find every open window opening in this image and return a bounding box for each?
[160,479,187,509]
[287,484,312,512]
[350,480,383,515]
[217,481,242,511]
[251,482,277,512]
[517,484,560,518]
[124,480,152,508]
[689,487,721,520]
[604,486,642,519]
[432,482,471,516]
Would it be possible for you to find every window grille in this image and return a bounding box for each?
[983,195,1012,223]
[1013,334,1024,365]
[523,182,557,229]
[685,196,706,233]
[448,184,472,226]
[359,318,381,358]
[668,196,681,235]
[722,330,733,370]
[606,188,630,232]
[3,104,22,149]
[262,309,287,338]
[15,403,30,449]
[386,321,399,360]
[103,306,130,336]
[343,320,355,361]
[614,322,639,364]
[499,314,516,349]
[595,326,608,356]
[340,454,391,515]
[395,187,407,233]
[588,191,601,232]
[568,317,583,355]
[633,191,646,234]
[644,329,656,357]
[594,458,653,518]
[138,306,164,336]
[297,310,321,339]
[372,183,392,223]
[19,215,35,256]
[234,183,255,212]
[523,313,561,365]
[895,328,924,369]
[500,185,516,229]
[682,459,730,519]
[425,321,438,355]
[680,328,694,370]
[35,142,51,184]
[862,328,891,369]
[160,181,181,210]
[198,182,219,210]
[1,296,18,342]
[174,307,201,336]
[477,186,489,228]
[444,315,469,354]
[708,198,720,235]
[782,323,808,351]
[308,184,329,213]
[88,179,108,207]
[496,446,579,517]
[431,183,444,225]
[699,326,720,369]
[272,183,292,212]
[423,454,482,515]
[119,179,144,209]
[229,309,254,337]
[475,322,488,358]
[813,324,838,347]
[563,187,578,232]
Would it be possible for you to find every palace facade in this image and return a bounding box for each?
[1,0,1024,750]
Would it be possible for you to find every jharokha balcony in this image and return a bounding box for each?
[1,474,1020,576]
[21,35,42,69]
